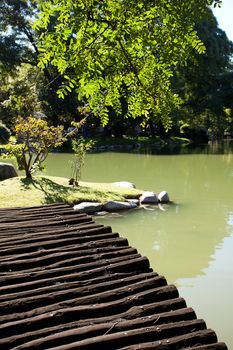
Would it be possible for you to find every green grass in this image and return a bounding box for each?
[0,176,143,208]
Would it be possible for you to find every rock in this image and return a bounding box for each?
[158,191,170,203]
[111,181,136,189]
[103,201,137,211]
[73,202,102,213]
[0,162,18,181]
[126,198,139,205]
[140,191,159,204]
[68,178,78,186]
[93,211,109,216]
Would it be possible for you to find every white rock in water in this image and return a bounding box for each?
[111,181,136,189]
[103,201,137,211]
[158,191,170,203]
[140,191,159,204]
[73,202,102,213]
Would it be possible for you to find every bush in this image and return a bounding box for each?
[181,125,209,144]
[4,116,65,178]
[0,123,11,144]
[70,137,95,186]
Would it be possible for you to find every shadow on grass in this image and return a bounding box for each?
[20,177,72,204]
[19,178,33,190]
[18,176,125,205]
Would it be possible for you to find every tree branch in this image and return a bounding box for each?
[117,39,157,104]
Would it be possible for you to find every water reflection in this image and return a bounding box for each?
[177,231,233,346]
[92,138,233,156]
[86,148,233,347]
[227,212,233,226]
[96,200,227,283]
[96,196,233,346]
[1,142,233,347]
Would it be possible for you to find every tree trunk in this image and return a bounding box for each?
[25,170,32,179]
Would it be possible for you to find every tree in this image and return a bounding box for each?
[70,137,94,186]
[0,0,80,126]
[0,64,45,127]
[172,8,233,140]
[0,0,38,70]
[34,0,222,129]
[5,116,65,178]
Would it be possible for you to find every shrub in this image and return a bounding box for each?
[181,125,209,144]
[70,137,95,186]
[4,116,65,178]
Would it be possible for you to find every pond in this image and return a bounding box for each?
[2,141,233,347]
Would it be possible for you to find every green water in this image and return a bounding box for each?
[2,143,233,347]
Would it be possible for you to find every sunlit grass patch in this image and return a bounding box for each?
[0,176,142,208]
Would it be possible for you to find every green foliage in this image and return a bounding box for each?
[35,0,221,128]
[1,0,229,139]
[0,121,11,144]
[70,137,95,186]
[0,1,81,127]
[0,0,38,70]
[180,125,209,144]
[4,116,65,178]
[173,8,233,140]
[0,64,45,126]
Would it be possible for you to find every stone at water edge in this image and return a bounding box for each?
[158,191,170,203]
[103,201,137,211]
[0,162,18,180]
[73,202,103,213]
[139,191,159,204]
[111,181,136,189]
[126,198,140,205]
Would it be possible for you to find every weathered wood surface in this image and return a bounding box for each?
[0,203,228,349]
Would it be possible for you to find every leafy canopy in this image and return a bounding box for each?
[0,0,38,70]
[35,0,222,128]
[173,7,233,139]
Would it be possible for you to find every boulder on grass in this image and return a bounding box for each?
[103,201,137,211]
[73,202,102,213]
[111,181,136,189]
[0,162,18,181]
[158,191,170,203]
[140,191,159,204]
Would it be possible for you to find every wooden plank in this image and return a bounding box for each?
[0,307,194,349]
[120,330,218,349]
[1,319,206,350]
[0,270,157,302]
[184,344,228,350]
[0,204,228,349]
[24,321,207,350]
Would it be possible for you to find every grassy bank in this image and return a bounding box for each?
[0,176,143,208]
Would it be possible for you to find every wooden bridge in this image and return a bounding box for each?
[0,203,228,349]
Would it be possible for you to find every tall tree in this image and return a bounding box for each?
[0,0,80,126]
[34,0,222,128]
[174,7,233,139]
[0,0,38,70]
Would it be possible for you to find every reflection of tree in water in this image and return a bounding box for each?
[15,143,233,285]
[227,212,233,234]
[97,200,231,285]
[95,147,233,284]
